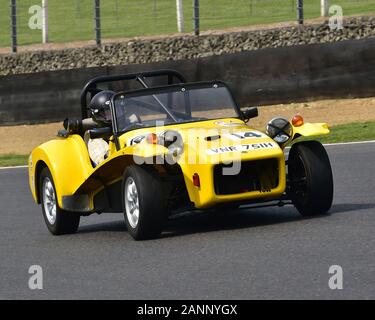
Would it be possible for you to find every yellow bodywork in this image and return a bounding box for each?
[292,122,329,139]
[29,118,329,212]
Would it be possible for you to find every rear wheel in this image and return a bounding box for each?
[288,141,333,216]
[39,167,80,235]
[122,165,167,240]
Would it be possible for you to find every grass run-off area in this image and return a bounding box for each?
[0,0,374,47]
[0,154,29,167]
[0,121,374,167]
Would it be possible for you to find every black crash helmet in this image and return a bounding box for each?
[89,90,115,126]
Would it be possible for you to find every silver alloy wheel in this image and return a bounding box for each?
[125,177,140,228]
[42,177,57,225]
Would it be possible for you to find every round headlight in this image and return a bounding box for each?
[159,130,184,157]
[266,117,292,144]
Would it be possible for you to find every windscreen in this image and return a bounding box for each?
[113,83,239,133]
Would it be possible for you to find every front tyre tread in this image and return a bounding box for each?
[288,141,334,216]
[122,165,167,240]
[39,167,80,235]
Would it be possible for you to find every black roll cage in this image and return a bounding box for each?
[80,69,242,151]
[80,69,187,119]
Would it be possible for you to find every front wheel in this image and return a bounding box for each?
[122,165,167,240]
[39,167,80,235]
[288,141,333,216]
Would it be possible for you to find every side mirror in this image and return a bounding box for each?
[63,118,97,134]
[241,107,258,121]
[89,126,112,140]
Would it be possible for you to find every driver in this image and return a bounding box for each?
[87,91,142,166]
[89,90,115,127]
[87,90,115,166]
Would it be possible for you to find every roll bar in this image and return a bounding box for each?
[80,69,187,119]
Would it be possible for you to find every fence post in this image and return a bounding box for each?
[10,0,17,53]
[193,0,200,36]
[176,0,184,32]
[42,0,48,43]
[94,0,101,46]
[297,0,304,25]
[321,0,329,17]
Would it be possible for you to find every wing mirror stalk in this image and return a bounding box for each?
[241,107,258,122]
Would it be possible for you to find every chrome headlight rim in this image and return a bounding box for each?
[159,130,184,157]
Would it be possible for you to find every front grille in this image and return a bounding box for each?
[214,159,279,195]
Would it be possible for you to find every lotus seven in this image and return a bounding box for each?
[28,70,333,240]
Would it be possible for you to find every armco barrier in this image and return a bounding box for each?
[0,37,375,125]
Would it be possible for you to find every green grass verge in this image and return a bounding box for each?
[0,154,29,167]
[0,0,374,47]
[0,121,374,167]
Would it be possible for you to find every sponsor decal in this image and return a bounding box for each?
[206,142,277,155]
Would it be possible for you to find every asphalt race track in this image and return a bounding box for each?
[0,142,374,299]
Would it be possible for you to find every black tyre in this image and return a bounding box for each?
[288,141,333,216]
[218,203,240,211]
[122,165,167,240]
[39,167,80,235]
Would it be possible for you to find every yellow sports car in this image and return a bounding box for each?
[28,69,333,240]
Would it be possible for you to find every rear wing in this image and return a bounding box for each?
[80,69,187,119]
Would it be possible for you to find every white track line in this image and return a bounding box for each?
[0,165,28,170]
[283,140,375,152]
[0,140,374,170]
[322,140,375,147]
